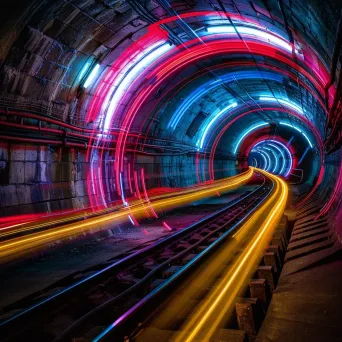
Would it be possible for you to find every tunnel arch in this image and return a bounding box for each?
[0,0,341,227]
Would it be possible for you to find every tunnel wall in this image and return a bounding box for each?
[319,149,342,236]
[0,142,237,217]
[0,143,90,217]
[0,1,146,128]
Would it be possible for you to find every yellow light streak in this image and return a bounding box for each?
[0,171,251,238]
[174,168,288,342]
[0,169,253,261]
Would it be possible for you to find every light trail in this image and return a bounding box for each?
[0,171,251,238]
[0,169,253,261]
[174,168,288,342]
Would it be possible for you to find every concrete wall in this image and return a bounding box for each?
[0,143,91,216]
[0,143,239,217]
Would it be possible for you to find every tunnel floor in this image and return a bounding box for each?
[0,189,246,310]
[258,249,342,341]
[0,176,341,341]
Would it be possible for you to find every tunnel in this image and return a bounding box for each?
[0,1,341,341]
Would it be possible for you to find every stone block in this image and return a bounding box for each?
[76,151,87,163]
[0,159,9,185]
[264,252,280,274]
[70,181,76,197]
[249,279,270,308]
[9,161,25,184]
[0,204,18,216]
[72,197,85,209]
[82,195,90,208]
[9,145,25,161]
[23,53,44,76]
[59,198,73,210]
[47,148,60,162]
[16,185,32,204]
[31,183,44,203]
[55,162,71,182]
[39,183,51,201]
[50,183,64,200]
[25,146,38,161]
[235,298,262,338]
[47,162,58,181]
[19,74,44,98]
[24,162,37,183]
[0,144,9,160]
[257,266,276,291]
[24,27,54,56]
[75,180,85,197]
[62,182,74,198]
[0,187,7,207]
[49,199,61,212]
[2,185,18,206]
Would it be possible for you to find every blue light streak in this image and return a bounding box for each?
[84,63,100,88]
[279,122,313,148]
[233,123,269,154]
[268,143,286,175]
[198,102,238,148]
[252,140,292,176]
[264,147,278,173]
[261,150,272,172]
[168,71,283,130]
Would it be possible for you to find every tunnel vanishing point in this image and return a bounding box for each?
[0,1,342,342]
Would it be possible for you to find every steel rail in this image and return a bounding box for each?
[88,173,272,341]
[0,176,269,342]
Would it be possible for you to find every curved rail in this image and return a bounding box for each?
[0,172,268,341]
[93,169,288,342]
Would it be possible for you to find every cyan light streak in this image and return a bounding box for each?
[78,60,92,82]
[268,143,286,175]
[252,149,268,170]
[279,122,313,148]
[259,96,304,115]
[267,140,292,177]
[84,63,100,88]
[252,140,292,176]
[261,150,272,172]
[264,147,278,173]
[260,152,268,170]
[253,158,258,167]
[233,123,269,154]
[198,102,238,148]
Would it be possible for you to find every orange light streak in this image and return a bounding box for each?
[175,168,288,342]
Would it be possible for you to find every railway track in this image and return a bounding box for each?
[0,172,272,342]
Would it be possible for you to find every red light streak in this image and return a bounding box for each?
[141,168,158,218]
[80,11,332,212]
[162,221,172,231]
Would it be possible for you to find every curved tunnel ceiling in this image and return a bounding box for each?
[0,0,341,217]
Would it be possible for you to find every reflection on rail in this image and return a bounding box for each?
[95,168,287,341]
[175,168,288,342]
